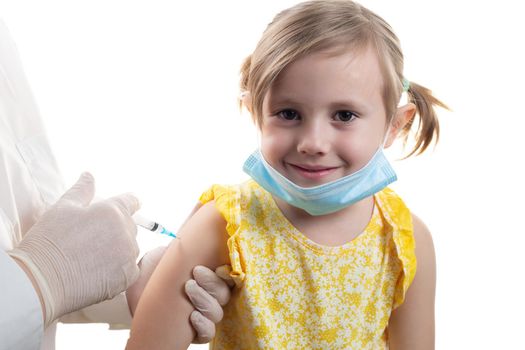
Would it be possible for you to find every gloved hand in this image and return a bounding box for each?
[127,245,234,344]
[186,265,234,344]
[8,172,141,327]
[126,246,167,316]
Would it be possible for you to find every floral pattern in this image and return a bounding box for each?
[200,180,416,350]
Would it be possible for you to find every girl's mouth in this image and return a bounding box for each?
[289,164,339,181]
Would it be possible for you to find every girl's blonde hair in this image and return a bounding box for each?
[240,0,448,157]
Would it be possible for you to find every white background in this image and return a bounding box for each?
[1,0,524,349]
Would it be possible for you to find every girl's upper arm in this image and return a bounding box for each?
[126,201,230,350]
[388,213,436,350]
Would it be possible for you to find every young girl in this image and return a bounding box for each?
[127,1,445,349]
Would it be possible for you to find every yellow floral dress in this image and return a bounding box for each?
[200,180,416,349]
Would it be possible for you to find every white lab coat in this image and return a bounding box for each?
[0,20,131,350]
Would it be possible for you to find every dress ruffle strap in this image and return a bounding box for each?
[375,188,417,309]
[200,184,245,285]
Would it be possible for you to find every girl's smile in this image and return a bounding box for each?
[286,162,341,182]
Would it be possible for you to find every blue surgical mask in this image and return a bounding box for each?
[243,147,397,216]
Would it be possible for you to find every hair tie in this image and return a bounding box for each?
[402,78,410,92]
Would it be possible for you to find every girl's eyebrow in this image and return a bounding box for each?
[270,95,368,112]
[268,96,304,106]
[329,100,367,112]
[266,95,308,110]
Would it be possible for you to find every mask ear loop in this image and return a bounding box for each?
[381,120,394,149]
[382,77,410,149]
[256,128,263,150]
[241,90,264,156]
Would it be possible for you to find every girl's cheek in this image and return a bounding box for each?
[338,137,377,166]
[261,131,290,159]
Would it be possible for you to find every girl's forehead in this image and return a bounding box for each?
[270,46,384,104]
[278,44,382,80]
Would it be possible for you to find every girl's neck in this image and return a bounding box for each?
[272,195,375,247]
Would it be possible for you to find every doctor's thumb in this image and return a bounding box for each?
[58,172,96,207]
[107,193,141,217]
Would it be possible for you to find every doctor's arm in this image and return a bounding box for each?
[126,201,230,350]
[0,251,44,349]
[388,214,436,350]
[4,174,229,344]
[0,18,228,344]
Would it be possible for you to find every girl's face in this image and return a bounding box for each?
[260,46,390,188]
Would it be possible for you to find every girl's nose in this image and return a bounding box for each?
[296,121,330,156]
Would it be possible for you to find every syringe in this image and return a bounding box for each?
[133,214,177,238]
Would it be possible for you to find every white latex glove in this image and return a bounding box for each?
[186,265,234,344]
[126,246,167,316]
[127,246,234,344]
[8,172,141,327]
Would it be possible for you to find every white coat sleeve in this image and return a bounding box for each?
[0,251,43,350]
[59,293,132,329]
[1,18,132,332]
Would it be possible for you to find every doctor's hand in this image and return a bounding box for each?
[187,265,234,344]
[8,172,141,327]
[127,246,234,344]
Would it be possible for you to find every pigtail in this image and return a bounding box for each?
[402,81,449,157]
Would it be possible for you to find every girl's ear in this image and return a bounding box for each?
[384,103,416,148]
[241,91,260,127]
[240,91,253,114]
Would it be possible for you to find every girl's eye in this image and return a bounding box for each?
[335,111,357,123]
[277,109,300,120]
